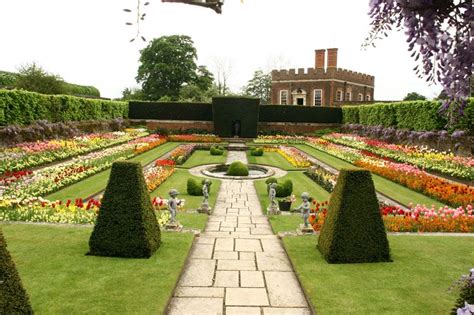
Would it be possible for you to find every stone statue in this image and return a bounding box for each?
[202,179,211,204]
[267,182,280,215]
[168,189,179,223]
[294,192,311,227]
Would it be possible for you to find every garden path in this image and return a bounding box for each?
[168,151,311,315]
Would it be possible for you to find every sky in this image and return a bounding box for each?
[0,0,443,100]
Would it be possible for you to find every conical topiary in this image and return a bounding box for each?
[318,168,391,263]
[0,228,33,314]
[88,161,161,258]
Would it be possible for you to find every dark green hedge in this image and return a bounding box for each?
[0,89,128,126]
[227,161,249,176]
[0,228,33,314]
[318,168,391,263]
[212,97,260,137]
[259,105,342,123]
[342,99,474,131]
[129,101,213,121]
[88,161,161,258]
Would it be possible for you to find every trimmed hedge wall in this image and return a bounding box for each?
[342,99,474,131]
[0,89,128,126]
[0,228,33,314]
[129,101,213,121]
[318,168,391,263]
[259,105,342,123]
[88,161,161,258]
[212,97,260,138]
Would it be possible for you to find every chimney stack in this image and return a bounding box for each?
[315,49,325,69]
[327,48,338,68]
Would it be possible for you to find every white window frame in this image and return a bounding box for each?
[313,89,323,106]
[358,93,363,101]
[336,90,343,102]
[346,91,352,101]
[365,94,371,101]
[280,90,288,105]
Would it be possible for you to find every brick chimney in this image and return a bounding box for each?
[327,48,338,68]
[315,49,325,69]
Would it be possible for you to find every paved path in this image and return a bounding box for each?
[168,151,311,315]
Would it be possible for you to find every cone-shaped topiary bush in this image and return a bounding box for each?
[227,161,249,176]
[88,161,161,258]
[318,168,391,263]
[0,228,33,314]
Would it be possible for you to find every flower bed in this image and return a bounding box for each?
[0,129,149,174]
[308,200,474,233]
[323,133,474,180]
[306,137,473,207]
[167,144,196,165]
[144,160,176,192]
[304,165,337,192]
[0,135,167,199]
[167,134,221,143]
[264,145,311,168]
[254,135,307,144]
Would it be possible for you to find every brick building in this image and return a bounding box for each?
[271,48,375,106]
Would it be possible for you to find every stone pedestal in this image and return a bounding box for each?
[165,221,183,232]
[267,204,280,215]
[298,224,314,234]
[198,203,211,215]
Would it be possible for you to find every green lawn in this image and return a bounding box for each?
[180,149,228,168]
[1,224,194,314]
[295,144,445,208]
[150,169,221,211]
[283,235,474,314]
[255,171,329,233]
[47,142,179,201]
[247,151,298,170]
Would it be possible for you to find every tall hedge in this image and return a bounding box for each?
[212,96,260,137]
[0,89,128,126]
[129,101,213,121]
[342,99,474,131]
[88,161,161,258]
[259,105,342,123]
[0,228,33,314]
[318,168,391,263]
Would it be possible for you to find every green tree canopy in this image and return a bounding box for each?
[15,62,66,95]
[403,92,427,101]
[137,35,211,100]
[243,70,271,104]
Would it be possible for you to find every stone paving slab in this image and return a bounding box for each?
[226,306,261,315]
[214,270,239,287]
[174,287,224,298]
[265,271,308,307]
[263,307,312,315]
[226,288,270,306]
[168,297,223,315]
[179,259,216,287]
[241,271,265,287]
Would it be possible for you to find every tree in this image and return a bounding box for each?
[365,0,472,122]
[136,35,198,100]
[121,87,144,101]
[243,70,272,104]
[212,57,233,96]
[15,62,66,95]
[403,92,427,101]
[194,66,214,92]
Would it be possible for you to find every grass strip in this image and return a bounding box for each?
[283,234,474,314]
[1,224,194,314]
[247,151,298,170]
[295,144,445,208]
[47,142,179,201]
[180,149,228,168]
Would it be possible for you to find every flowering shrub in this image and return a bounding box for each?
[167,134,221,143]
[0,129,149,174]
[323,133,474,180]
[254,135,307,144]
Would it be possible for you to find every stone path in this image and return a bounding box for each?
[168,150,311,315]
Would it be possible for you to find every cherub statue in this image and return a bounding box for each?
[294,192,311,227]
[168,189,179,223]
[268,182,277,207]
[202,179,211,204]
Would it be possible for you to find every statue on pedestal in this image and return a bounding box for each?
[166,189,182,231]
[267,182,280,215]
[294,192,313,233]
[198,179,211,214]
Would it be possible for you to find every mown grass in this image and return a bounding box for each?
[283,234,474,314]
[180,149,228,168]
[1,224,194,314]
[47,142,179,201]
[247,151,298,170]
[294,144,446,208]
